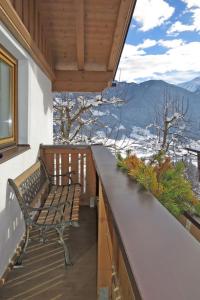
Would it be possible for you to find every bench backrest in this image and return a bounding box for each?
[8,161,49,223]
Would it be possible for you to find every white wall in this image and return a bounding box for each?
[0,23,53,277]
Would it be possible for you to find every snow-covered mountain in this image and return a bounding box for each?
[179,77,200,95]
[97,80,200,139]
[54,79,200,141]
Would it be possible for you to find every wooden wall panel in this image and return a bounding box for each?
[13,0,23,19]
[22,0,29,31]
[34,0,38,44]
[0,0,54,79]
[9,0,14,6]
[37,13,41,49]
[29,0,35,36]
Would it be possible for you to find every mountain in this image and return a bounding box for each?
[54,79,200,141]
[179,77,200,95]
[96,80,200,140]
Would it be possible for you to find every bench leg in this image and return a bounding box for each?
[39,227,48,243]
[55,227,72,266]
[14,225,30,267]
[71,220,80,228]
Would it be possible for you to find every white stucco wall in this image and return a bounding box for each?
[0,23,53,277]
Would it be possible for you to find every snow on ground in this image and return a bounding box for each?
[88,125,200,161]
[54,123,200,195]
[93,126,200,197]
[92,110,106,117]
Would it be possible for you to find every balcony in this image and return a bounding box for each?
[0,207,97,300]
[1,1,200,299]
[1,144,200,300]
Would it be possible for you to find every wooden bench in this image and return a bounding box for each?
[8,158,81,266]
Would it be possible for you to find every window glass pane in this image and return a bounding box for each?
[0,60,13,139]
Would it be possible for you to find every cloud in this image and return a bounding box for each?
[168,21,195,34]
[182,0,200,8]
[133,0,175,31]
[139,39,157,48]
[122,44,145,57]
[116,41,200,84]
[122,38,184,57]
[122,39,157,59]
[158,39,185,48]
[168,0,200,34]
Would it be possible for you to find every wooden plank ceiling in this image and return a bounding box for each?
[1,0,136,92]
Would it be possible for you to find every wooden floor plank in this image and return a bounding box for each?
[0,207,97,300]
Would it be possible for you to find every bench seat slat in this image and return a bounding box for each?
[54,186,69,224]
[71,185,81,222]
[62,185,74,223]
[36,184,81,226]
[37,186,63,225]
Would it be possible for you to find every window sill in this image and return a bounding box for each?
[0,144,30,164]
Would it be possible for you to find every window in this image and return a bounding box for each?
[0,47,17,149]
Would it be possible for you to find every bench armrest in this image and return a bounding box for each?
[39,157,76,183]
[51,182,82,188]
[49,172,76,184]
[49,171,75,178]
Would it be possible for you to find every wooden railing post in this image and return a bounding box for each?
[39,145,97,206]
[87,150,97,206]
[197,152,200,182]
[97,180,136,300]
[97,181,112,299]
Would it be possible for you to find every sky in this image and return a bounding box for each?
[116,0,200,85]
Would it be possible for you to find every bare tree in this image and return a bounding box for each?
[90,113,135,153]
[53,92,124,144]
[148,89,189,153]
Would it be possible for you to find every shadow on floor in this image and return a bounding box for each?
[0,207,97,300]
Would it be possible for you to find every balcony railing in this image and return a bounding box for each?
[39,144,200,299]
[40,144,97,206]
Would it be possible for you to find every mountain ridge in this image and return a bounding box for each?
[54,78,200,141]
[178,76,200,94]
[99,79,200,140]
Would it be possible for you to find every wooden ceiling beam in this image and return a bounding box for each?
[75,0,85,70]
[53,70,113,92]
[107,0,136,72]
[54,70,113,82]
[53,81,109,92]
[54,63,107,72]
